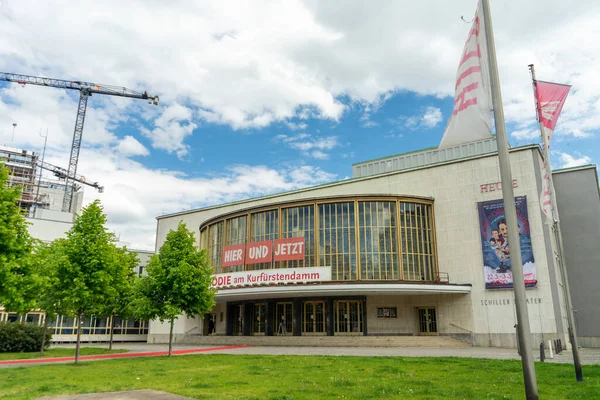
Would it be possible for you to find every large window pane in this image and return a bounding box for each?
[280,205,315,268]
[358,201,399,280]
[225,216,247,272]
[319,202,357,280]
[400,202,436,280]
[249,210,278,270]
[208,222,224,274]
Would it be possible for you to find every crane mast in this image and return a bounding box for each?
[0,72,158,212]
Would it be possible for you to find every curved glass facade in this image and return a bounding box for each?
[200,197,438,282]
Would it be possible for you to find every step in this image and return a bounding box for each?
[181,334,471,348]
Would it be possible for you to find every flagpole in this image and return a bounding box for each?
[481,1,539,398]
[528,64,583,382]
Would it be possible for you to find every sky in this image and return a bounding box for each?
[0,0,598,250]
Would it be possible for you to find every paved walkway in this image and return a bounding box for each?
[37,390,191,399]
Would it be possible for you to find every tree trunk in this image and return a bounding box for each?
[40,315,49,357]
[109,314,115,351]
[75,311,82,364]
[168,318,174,357]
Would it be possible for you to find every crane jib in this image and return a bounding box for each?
[1,71,158,212]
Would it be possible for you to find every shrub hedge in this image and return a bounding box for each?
[0,322,53,353]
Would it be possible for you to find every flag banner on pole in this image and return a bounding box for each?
[535,80,571,224]
[535,80,571,149]
[439,0,493,148]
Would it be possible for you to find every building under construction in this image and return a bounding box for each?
[0,144,84,216]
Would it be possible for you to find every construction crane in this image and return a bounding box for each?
[37,159,104,193]
[0,72,159,212]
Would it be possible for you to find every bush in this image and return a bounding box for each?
[0,322,53,353]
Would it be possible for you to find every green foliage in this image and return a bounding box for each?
[100,246,139,319]
[134,221,216,323]
[0,322,52,353]
[53,200,117,317]
[0,163,37,310]
[35,240,68,320]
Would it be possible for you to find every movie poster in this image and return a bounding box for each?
[477,196,537,289]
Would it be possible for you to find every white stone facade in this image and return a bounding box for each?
[151,145,569,348]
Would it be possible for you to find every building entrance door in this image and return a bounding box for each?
[334,300,363,335]
[417,308,437,335]
[276,302,293,336]
[252,303,266,335]
[232,305,243,336]
[302,301,326,335]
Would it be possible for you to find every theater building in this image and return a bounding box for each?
[150,138,600,348]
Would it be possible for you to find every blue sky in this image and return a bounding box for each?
[0,0,598,249]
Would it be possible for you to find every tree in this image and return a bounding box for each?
[100,246,139,350]
[0,163,36,308]
[34,240,68,356]
[53,200,117,363]
[134,221,216,356]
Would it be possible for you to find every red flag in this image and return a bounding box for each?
[535,80,571,223]
[535,80,571,148]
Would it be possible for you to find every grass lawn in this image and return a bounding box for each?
[0,354,598,399]
[0,347,129,361]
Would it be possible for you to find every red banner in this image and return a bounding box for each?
[245,240,272,265]
[273,237,305,262]
[222,244,245,267]
[535,80,571,224]
[535,80,571,143]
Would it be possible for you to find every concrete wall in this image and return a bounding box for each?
[25,214,73,243]
[153,146,566,347]
[553,166,600,342]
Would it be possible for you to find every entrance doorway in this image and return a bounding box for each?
[417,308,437,335]
[232,305,243,336]
[302,301,326,335]
[203,313,216,336]
[334,300,363,335]
[252,303,266,335]
[276,302,293,336]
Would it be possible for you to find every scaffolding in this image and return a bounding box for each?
[0,145,39,211]
[0,145,81,214]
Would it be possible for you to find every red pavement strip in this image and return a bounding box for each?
[0,346,251,366]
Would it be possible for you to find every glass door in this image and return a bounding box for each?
[417,308,437,335]
[276,302,293,336]
[232,305,243,336]
[252,303,266,335]
[303,301,326,335]
[334,300,363,335]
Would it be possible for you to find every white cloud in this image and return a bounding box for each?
[0,0,598,136]
[393,106,443,131]
[141,103,196,158]
[274,133,340,158]
[285,121,308,131]
[310,150,328,160]
[116,135,149,157]
[511,129,539,141]
[557,152,592,169]
[421,107,443,128]
[362,120,379,128]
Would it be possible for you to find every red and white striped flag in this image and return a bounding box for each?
[535,80,571,224]
[439,0,493,148]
